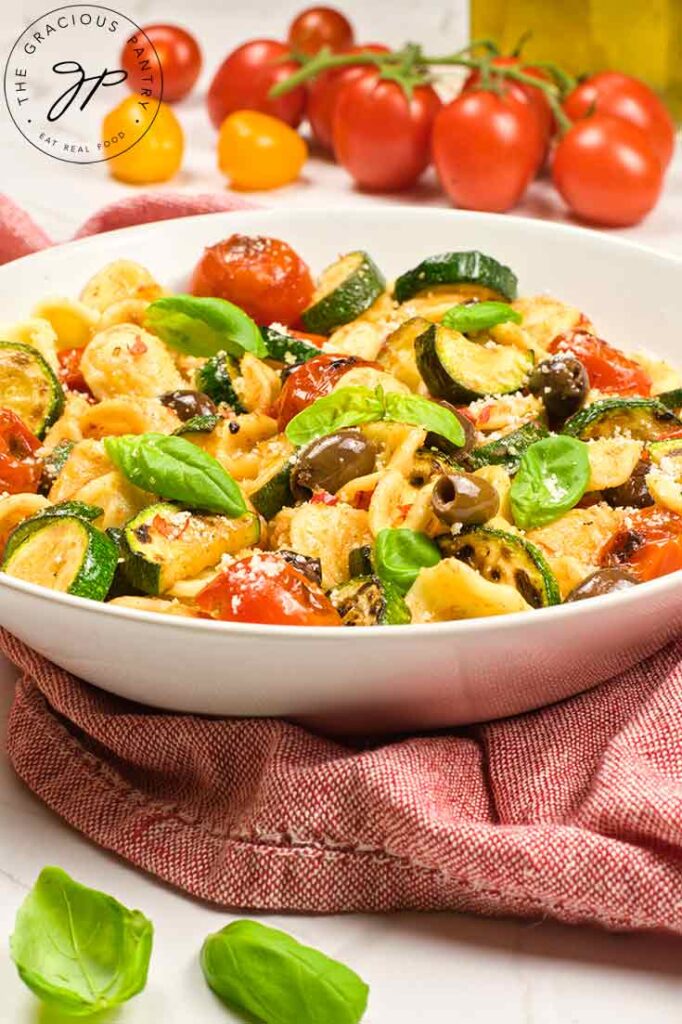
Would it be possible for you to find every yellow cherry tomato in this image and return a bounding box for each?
[217,110,307,191]
[102,95,183,184]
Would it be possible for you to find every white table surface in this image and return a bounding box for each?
[2,2,682,1019]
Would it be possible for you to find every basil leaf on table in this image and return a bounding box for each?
[510,435,590,530]
[383,392,465,448]
[10,866,153,1016]
[201,920,369,1024]
[442,301,522,334]
[145,295,267,359]
[105,433,247,517]
[286,386,384,446]
[374,528,441,593]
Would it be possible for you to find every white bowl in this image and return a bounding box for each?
[0,207,680,733]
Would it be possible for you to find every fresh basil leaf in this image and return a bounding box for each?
[173,414,221,436]
[10,866,153,1016]
[286,386,384,446]
[383,392,465,447]
[374,528,441,593]
[145,295,266,359]
[442,301,522,334]
[510,435,590,530]
[105,433,247,517]
[201,920,369,1024]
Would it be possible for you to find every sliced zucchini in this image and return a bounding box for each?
[301,251,385,335]
[122,502,260,596]
[249,456,296,521]
[658,388,682,413]
[394,251,518,304]
[440,526,560,608]
[408,447,460,487]
[2,514,117,600]
[195,352,245,412]
[376,316,432,391]
[415,322,532,404]
[329,575,411,625]
[6,501,104,556]
[468,422,549,474]
[173,414,221,436]
[348,544,373,577]
[39,440,75,495]
[648,438,682,464]
[0,341,64,437]
[260,326,320,365]
[563,398,681,441]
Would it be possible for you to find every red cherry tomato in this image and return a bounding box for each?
[288,329,327,348]
[464,56,553,156]
[207,40,306,131]
[308,44,389,151]
[552,114,663,227]
[196,553,342,626]
[433,90,543,212]
[0,409,42,495]
[121,24,201,103]
[191,234,314,326]
[332,71,441,191]
[549,331,651,396]
[277,353,376,429]
[58,347,90,394]
[563,71,675,169]
[600,506,682,583]
[288,6,354,56]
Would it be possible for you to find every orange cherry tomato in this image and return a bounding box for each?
[549,331,651,397]
[190,234,314,326]
[0,409,42,495]
[121,24,202,103]
[196,553,342,626]
[288,6,354,56]
[217,111,307,191]
[103,95,183,184]
[57,347,90,394]
[277,353,376,429]
[600,506,682,583]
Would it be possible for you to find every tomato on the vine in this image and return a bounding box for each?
[217,111,307,191]
[433,90,543,212]
[552,114,663,227]
[308,44,390,151]
[207,40,306,131]
[288,6,354,56]
[122,24,201,103]
[332,71,441,191]
[196,553,342,626]
[600,506,682,583]
[103,96,183,184]
[464,56,553,156]
[277,353,377,428]
[190,234,314,326]
[0,409,42,495]
[563,71,675,169]
[549,331,652,396]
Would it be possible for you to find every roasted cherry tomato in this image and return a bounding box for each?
[552,114,663,228]
[433,90,544,212]
[277,353,375,429]
[600,506,682,583]
[57,347,90,394]
[0,409,42,495]
[121,24,202,102]
[207,40,306,131]
[308,44,389,150]
[288,6,354,56]
[563,71,675,169]
[103,95,183,184]
[217,111,307,191]
[196,553,342,626]
[549,331,652,397]
[464,56,553,157]
[190,234,314,326]
[332,71,441,191]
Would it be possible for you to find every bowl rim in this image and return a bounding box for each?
[0,205,680,640]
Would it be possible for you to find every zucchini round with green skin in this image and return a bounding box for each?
[0,341,64,438]
[260,326,320,365]
[249,457,296,521]
[2,515,117,600]
[415,322,532,404]
[329,575,411,625]
[394,251,518,304]
[122,502,261,596]
[562,398,681,441]
[376,316,432,392]
[658,388,682,413]
[195,352,245,412]
[6,501,104,558]
[39,440,75,495]
[440,526,560,608]
[348,544,373,578]
[408,447,460,487]
[301,252,385,334]
[468,422,549,474]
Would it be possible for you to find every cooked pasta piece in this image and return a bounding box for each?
[80,260,163,312]
[80,324,184,399]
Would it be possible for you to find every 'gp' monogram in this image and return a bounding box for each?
[47,61,127,121]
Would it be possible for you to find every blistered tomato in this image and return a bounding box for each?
[549,331,651,396]
[217,111,307,191]
[103,95,183,184]
[600,506,682,582]
[0,409,42,495]
[277,353,377,429]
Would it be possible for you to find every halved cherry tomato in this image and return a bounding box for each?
[58,347,90,394]
[217,111,307,191]
[103,96,183,184]
[207,40,306,131]
[600,506,682,582]
[121,24,202,103]
[196,553,342,625]
[190,234,314,326]
[549,331,651,396]
[308,44,390,150]
[464,56,553,159]
[277,353,375,429]
[288,6,354,56]
[0,409,42,495]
